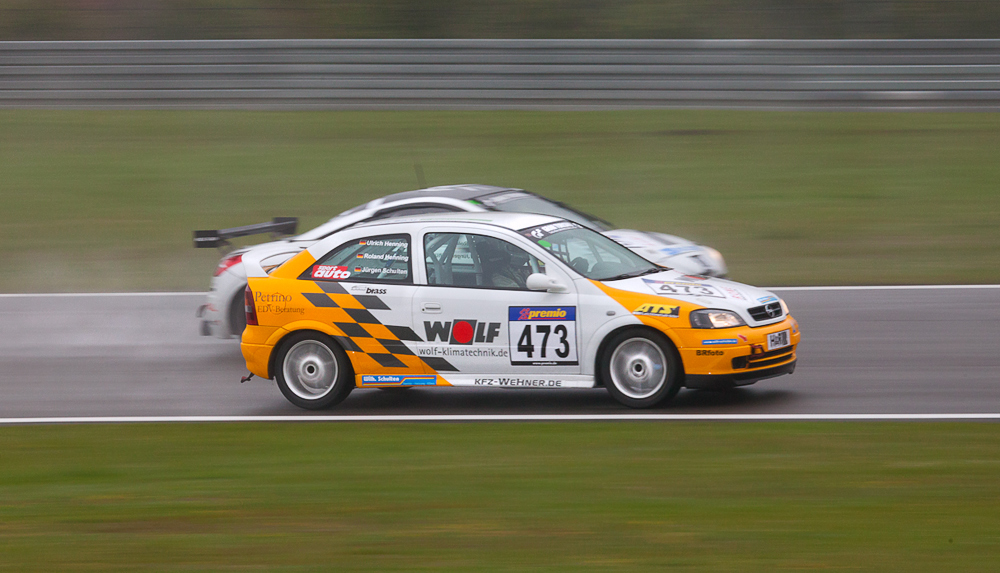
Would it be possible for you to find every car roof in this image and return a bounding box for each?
[337,184,518,216]
[350,210,562,232]
[377,184,517,203]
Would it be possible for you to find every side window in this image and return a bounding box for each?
[424,233,545,290]
[303,234,411,283]
[562,236,624,276]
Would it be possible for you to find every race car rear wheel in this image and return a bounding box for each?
[229,287,247,337]
[600,328,681,408]
[275,332,353,409]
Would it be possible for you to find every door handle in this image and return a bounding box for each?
[421,302,442,313]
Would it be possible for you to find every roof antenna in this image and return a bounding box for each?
[413,160,426,189]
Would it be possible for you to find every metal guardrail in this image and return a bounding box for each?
[2,39,1000,110]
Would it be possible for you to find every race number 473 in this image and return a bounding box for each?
[508,307,578,366]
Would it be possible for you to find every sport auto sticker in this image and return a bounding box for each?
[642,278,724,298]
[508,307,578,366]
[311,265,351,280]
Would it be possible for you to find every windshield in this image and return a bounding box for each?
[478,191,613,231]
[520,221,660,281]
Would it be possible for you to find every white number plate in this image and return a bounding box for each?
[508,306,578,366]
[767,329,790,351]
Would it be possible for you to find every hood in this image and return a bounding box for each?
[603,228,695,252]
[602,229,727,277]
[601,270,785,327]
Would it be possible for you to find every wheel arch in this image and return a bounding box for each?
[593,324,684,388]
[265,323,356,381]
[583,314,685,375]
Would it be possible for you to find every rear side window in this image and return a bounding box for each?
[303,234,411,284]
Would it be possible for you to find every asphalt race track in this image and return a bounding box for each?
[1,287,998,419]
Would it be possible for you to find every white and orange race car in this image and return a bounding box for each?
[240,212,798,409]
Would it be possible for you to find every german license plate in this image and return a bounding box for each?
[767,330,790,351]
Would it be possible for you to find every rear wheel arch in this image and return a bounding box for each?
[271,330,355,409]
[267,328,356,382]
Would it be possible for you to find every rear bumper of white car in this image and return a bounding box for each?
[196,303,212,336]
[197,287,235,338]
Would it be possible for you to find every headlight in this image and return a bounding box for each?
[690,309,746,329]
[703,247,724,265]
[696,247,727,277]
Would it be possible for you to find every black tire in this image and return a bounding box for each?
[274,332,354,410]
[229,287,247,338]
[599,328,682,408]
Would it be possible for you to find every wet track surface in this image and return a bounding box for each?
[1,288,998,417]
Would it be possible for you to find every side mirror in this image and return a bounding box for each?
[526,273,567,293]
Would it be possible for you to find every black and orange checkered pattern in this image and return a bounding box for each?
[301,281,458,374]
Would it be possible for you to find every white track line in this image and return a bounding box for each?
[1,414,999,425]
[770,285,1000,291]
[2,285,999,298]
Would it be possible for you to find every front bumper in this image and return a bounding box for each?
[197,287,233,338]
[685,359,796,390]
[673,315,800,388]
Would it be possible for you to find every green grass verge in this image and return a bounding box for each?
[1,422,998,571]
[2,110,999,291]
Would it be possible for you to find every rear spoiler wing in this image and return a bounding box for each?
[193,217,298,249]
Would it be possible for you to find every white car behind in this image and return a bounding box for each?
[196,184,727,338]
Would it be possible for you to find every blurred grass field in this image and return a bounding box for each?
[1,110,999,292]
[1,422,998,571]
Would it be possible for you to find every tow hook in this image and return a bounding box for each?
[240,373,255,384]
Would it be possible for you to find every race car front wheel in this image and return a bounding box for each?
[600,328,681,408]
[275,332,354,409]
